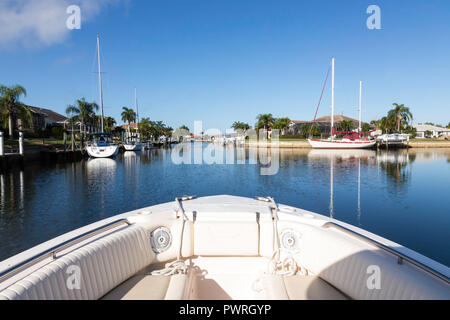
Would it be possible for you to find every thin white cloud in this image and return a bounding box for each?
[0,0,124,49]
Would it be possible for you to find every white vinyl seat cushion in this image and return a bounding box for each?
[102,274,187,300]
[296,226,450,300]
[258,275,348,300]
[0,225,154,300]
[194,212,259,256]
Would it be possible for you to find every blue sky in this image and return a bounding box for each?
[1,0,450,131]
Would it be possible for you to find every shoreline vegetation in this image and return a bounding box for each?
[236,106,450,142]
[5,137,450,152]
[0,83,178,144]
[1,83,450,151]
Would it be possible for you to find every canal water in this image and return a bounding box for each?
[0,145,449,266]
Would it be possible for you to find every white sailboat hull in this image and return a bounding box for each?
[86,145,119,158]
[308,139,376,149]
[123,143,142,151]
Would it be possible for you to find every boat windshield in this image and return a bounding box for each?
[88,134,115,146]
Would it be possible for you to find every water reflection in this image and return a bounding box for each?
[306,149,375,221]
[86,158,117,176]
[0,174,5,213]
[0,147,449,266]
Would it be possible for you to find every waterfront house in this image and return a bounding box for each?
[16,105,67,133]
[121,123,138,131]
[413,124,450,138]
[28,106,67,128]
[289,115,365,135]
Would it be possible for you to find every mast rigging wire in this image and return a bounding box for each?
[309,62,332,136]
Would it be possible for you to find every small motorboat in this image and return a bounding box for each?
[123,138,142,151]
[377,132,411,148]
[0,195,448,300]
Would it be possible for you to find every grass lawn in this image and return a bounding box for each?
[279,138,308,142]
[409,138,450,143]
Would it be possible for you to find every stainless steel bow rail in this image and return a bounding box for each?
[0,218,133,282]
[322,222,450,284]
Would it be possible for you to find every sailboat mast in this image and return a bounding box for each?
[359,81,362,134]
[135,88,139,133]
[97,35,104,133]
[331,57,335,139]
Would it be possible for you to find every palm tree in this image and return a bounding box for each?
[91,115,101,132]
[138,117,152,140]
[232,121,251,134]
[104,116,116,132]
[121,107,136,133]
[300,124,320,138]
[154,121,166,137]
[336,120,354,132]
[362,123,371,133]
[272,117,291,135]
[388,103,413,132]
[256,114,275,131]
[0,84,32,137]
[163,126,173,138]
[173,125,190,140]
[66,98,99,136]
[179,125,190,133]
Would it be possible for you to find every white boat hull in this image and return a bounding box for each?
[86,145,119,158]
[308,139,376,149]
[123,143,142,151]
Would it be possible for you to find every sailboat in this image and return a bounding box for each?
[86,35,119,158]
[123,88,143,151]
[308,58,377,149]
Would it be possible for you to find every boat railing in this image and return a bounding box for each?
[0,219,133,282]
[322,222,449,284]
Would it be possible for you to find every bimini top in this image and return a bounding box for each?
[87,133,114,137]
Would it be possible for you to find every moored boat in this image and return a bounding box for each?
[308,138,376,149]
[377,132,410,148]
[86,35,119,158]
[86,133,119,158]
[123,88,143,151]
[0,195,448,300]
[308,58,376,150]
[123,139,142,151]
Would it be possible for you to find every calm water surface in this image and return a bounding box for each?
[0,145,449,266]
